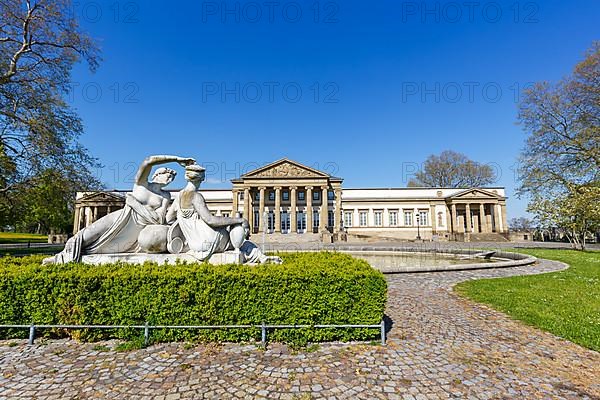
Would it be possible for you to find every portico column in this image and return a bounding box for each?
[72,206,81,234]
[501,204,508,233]
[93,206,99,223]
[244,188,252,231]
[334,189,342,233]
[493,203,501,233]
[479,203,488,233]
[258,187,266,232]
[465,204,472,233]
[451,204,457,233]
[320,186,328,233]
[290,186,297,233]
[306,186,313,233]
[232,189,239,216]
[274,186,281,233]
[85,207,92,227]
[457,215,465,233]
[430,205,436,234]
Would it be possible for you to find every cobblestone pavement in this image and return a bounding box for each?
[1,259,599,399]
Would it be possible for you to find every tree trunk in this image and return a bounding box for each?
[567,230,575,248]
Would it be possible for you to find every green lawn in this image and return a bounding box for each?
[455,249,600,352]
[0,232,47,244]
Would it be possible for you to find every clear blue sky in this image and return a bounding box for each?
[69,0,600,218]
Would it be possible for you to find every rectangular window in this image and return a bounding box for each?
[268,191,275,201]
[327,190,334,200]
[313,191,320,201]
[254,192,260,201]
[419,211,428,226]
[298,191,305,201]
[344,211,353,228]
[239,192,244,200]
[374,211,382,227]
[328,210,334,228]
[389,211,398,226]
[359,211,368,227]
[313,210,320,231]
[282,191,289,201]
[404,211,413,226]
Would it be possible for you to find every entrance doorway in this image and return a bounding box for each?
[281,211,290,233]
[267,211,275,233]
[253,211,259,234]
[297,211,306,233]
[313,210,320,233]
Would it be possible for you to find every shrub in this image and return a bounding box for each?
[0,252,387,344]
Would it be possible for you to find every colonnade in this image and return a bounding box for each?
[447,202,507,233]
[233,185,343,234]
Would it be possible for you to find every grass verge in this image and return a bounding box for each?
[455,249,600,352]
[0,232,47,244]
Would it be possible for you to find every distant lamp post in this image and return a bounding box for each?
[416,214,421,241]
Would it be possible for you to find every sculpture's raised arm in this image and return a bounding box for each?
[135,155,196,186]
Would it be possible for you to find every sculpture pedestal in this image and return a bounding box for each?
[81,251,244,265]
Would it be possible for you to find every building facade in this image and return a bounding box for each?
[73,158,509,241]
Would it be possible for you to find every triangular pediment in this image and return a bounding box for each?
[78,191,126,203]
[448,188,501,199]
[242,158,330,179]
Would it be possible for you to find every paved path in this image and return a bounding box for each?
[1,259,599,399]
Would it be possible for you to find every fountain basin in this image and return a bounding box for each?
[341,248,536,273]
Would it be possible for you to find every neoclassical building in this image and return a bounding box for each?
[73,158,509,242]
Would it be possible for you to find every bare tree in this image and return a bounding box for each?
[0,0,101,194]
[508,217,534,231]
[518,42,600,249]
[408,150,496,188]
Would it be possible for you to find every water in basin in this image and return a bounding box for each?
[346,251,497,272]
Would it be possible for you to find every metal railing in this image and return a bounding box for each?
[0,320,386,347]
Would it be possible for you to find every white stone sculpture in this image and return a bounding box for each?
[166,164,282,264]
[43,156,281,265]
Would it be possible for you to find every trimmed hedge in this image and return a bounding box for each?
[0,252,387,344]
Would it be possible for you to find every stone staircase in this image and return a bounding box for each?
[252,232,322,245]
[347,233,403,243]
[468,233,510,242]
